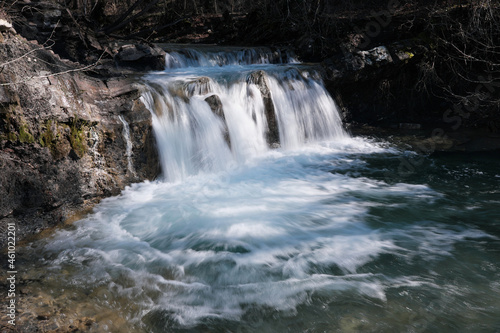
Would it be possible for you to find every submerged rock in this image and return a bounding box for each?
[185,77,212,96]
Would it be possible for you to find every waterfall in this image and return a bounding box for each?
[118,114,136,176]
[162,45,299,68]
[17,45,500,333]
[141,48,346,182]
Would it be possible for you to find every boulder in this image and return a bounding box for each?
[322,42,422,83]
[321,41,428,127]
[185,77,212,96]
[205,94,224,119]
[114,44,166,71]
[351,46,393,70]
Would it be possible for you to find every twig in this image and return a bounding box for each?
[3,0,20,12]
[0,41,54,68]
[65,8,88,48]
[0,51,106,86]
[0,20,58,68]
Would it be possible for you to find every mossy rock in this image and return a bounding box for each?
[19,123,34,143]
[405,51,415,59]
[40,120,72,159]
[0,108,15,141]
[6,132,17,141]
[69,118,88,158]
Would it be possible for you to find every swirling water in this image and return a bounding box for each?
[14,48,500,332]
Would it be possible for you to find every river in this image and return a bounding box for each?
[13,46,500,332]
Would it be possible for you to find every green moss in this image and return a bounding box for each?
[39,120,75,159]
[7,132,17,141]
[69,118,87,158]
[19,123,34,143]
[0,105,37,144]
[0,110,13,142]
[40,120,56,154]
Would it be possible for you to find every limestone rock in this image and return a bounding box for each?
[0,36,160,249]
[0,19,16,34]
[114,44,166,71]
[321,41,426,127]
[185,77,212,96]
[354,46,393,69]
[322,42,422,83]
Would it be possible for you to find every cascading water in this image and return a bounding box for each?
[162,45,299,69]
[118,114,136,176]
[15,46,500,333]
[140,50,345,181]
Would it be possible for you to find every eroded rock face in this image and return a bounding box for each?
[247,70,279,145]
[185,77,212,97]
[321,43,420,83]
[0,34,159,248]
[321,41,429,127]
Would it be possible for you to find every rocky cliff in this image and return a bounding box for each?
[0,30,159,248]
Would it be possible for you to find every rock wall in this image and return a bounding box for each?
[321,41,435,129]
[0,32,159,248]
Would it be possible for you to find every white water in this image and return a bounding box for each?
[118,114,136,176]
[267,72,345,148]
[141,63,345,181]
[34,138,498,331]
[19,46,500,332]
[163,45,299,68]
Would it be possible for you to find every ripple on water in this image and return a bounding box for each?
[14,139,500,332]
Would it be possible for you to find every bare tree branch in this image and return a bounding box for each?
[102,0,161,35]
[0,51,106,86]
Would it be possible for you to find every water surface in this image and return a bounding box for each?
[13,46,500,333]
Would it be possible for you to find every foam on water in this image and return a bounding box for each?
[29,138,497,330]
[38,143,381,315]
[141,64,346,181]
[17,46,500,332]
